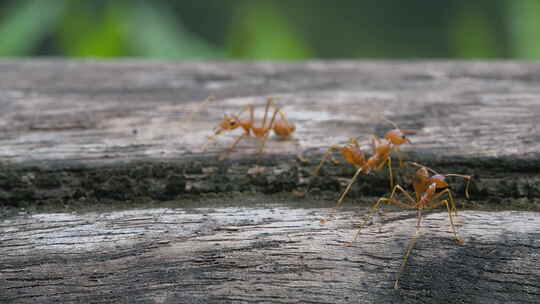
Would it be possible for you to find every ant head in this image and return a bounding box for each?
[430,174,449,188]
[215,114,240,134]
[384,129,409,145]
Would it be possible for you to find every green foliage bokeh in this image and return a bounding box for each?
[0,0,537,59]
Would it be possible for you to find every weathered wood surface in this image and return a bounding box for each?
[1,60,540,303]
[2,205,540,304]
[1,60,540,162]
[0,60,540,208]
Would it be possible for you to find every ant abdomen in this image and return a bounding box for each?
[273,120,295,137]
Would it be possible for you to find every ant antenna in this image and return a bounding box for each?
[184,96,215,125]
[382,116,400,130]
[407,162,439,175]
[445,174,471,199]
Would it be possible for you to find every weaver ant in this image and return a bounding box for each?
[203,97,295,159]
[346,162,471,289]
[306,118,412,214]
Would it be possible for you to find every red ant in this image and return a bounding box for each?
[346,162,471,289]
[408,162,471,214]
[203,97,295,159]
[306,118,412,213]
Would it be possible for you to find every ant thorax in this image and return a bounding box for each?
[374,138,392,156]
[363,154,382,172]
[340,146,365,166]
[217,115,241,131]
[251,126,270,137]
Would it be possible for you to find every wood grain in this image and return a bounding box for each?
[1,205,539,304]
[1,60,540,163]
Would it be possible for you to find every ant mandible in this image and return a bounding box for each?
[204,97,295,159]
[346,162,471,289]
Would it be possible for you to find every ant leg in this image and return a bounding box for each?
[424,199,463,244]
[416,207,423,228]
[375,156,393,190]
[426,188,458,216]
[388,184,417,206]
[220,133,249,160]
[370,136,379,154]
[257,106,280,157]
[348,196,417,245]
[378,197,418,210]
[261,97,274,129]
[346,197,384,245]
[388,157,394,190]
[383,183,416,218]
[394,146,405,168]
[394,228,421,289]
[305,145,340,195]
[277,108,292,126]
[336,167,364,209]
[443,199,462,244]
[445,189,458,217]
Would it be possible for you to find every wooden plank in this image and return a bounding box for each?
[0,60,539,208]
[1,60,539,302]
[1,204,539,303]
[1,60,540,163]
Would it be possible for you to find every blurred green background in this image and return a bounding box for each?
[1,0,539,59]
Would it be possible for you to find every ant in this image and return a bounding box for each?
[408,162,471,215]
[345,162,471,289]
[306,118,412,214]
[204,97,295,159]
[335,136,395,207]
